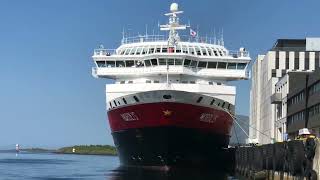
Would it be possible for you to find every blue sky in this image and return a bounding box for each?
[0,0,320,148]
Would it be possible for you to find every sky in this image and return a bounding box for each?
[0,0,320,148]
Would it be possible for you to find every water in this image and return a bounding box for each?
[0,152,240,180]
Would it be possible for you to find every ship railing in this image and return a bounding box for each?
[93,49,117,56]
[121,35,220,45]
[92,66,249,78]
[228,50,250,58]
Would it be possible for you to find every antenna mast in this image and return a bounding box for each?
[160,3,188,46]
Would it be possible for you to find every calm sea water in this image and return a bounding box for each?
[0,152,239,180]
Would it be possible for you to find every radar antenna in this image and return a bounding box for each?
[160,3,189,46]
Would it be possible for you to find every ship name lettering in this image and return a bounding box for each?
[199,113,217,123]
[120,112,139,121]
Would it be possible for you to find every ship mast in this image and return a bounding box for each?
[160,3,188,46]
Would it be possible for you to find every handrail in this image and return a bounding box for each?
[121,35,220,45]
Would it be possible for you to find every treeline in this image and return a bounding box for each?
[56,145,117,156]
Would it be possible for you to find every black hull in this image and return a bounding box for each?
[112,126,234,170]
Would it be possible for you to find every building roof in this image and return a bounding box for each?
[271,39,306,51]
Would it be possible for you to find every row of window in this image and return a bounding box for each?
[96,59,247,70]
[288,91,304,106]
[118,80,223,85]
[309,103,320,118]
[108,95,231,111]
[309,81,320,96]
[287,111,305,126]
[118,45,227,57]
[288,103,320,126]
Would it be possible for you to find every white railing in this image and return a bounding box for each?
[121,35,220,45]
[92,66,249,79]
[93,49,116,56]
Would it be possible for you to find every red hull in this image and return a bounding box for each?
[108,102,234,136]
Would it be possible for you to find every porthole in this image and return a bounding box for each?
[123,98,127,104]
[133,96,140,102]
[210,99,215,105]
[163,95,172,99]
[197,97,203,103]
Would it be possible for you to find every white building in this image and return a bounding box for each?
[249,38,320,144]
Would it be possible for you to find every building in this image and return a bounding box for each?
[249,38,320,144]
[285,68,320,139]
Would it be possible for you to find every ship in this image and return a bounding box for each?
[92,3,251,168]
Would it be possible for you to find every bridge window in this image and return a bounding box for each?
[208,82,213,85]
[135,60,144,67]
[156,47,161,53]
[176,45,181,53]
[190,81,196,84]
[145,60,151,67]
[159,59,166,65]
[207,62,217,68]
[106,61,115,67]
[116,61,125,67]
[125,60,134,67]
[237,63,247,69]
[201,48,207,56]
[120,49,126,55]
[142,47,148,55]
[130,48,137,55]
[227,63,237,69]
[217,62,227,69]
[213,50,218,56]
[190,60,198,68]
[195,47,201,55]
[109,102,112,108]
[128,81,133,84]
[151,59,158,66]
[146,80,151,83]
[207,47,212,56]
[154,80,159,83]
[120,81,125,84]
[167,59,174,65]
[124,48,131,55]
[149,48,155,54]
[182,46,188,53]
[198,61,207,68]
[96,61,105,67]
[175,59,183,65]
[162,48,167,53]
[184,59,191,67]
[136,47,142,55]
[189,47,195,55]
[218,50,223,56]
[113,100,117,107]
[182,81,188,84]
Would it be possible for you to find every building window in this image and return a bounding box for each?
[305,52,310,70]
[294,52,299,69]
[275,51,279,69]
[272,69,276,77]
[285,51,289,69]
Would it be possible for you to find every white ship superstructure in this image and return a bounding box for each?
[91,3,251,167]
